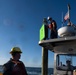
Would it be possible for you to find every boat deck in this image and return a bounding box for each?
[39,36,76,53]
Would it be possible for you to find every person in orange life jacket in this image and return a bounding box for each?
[47,17,57,39]
[3,47,28,75]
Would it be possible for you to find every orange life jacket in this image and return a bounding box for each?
[48,24,53,30]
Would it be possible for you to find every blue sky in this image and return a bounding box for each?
[0,0,76,68]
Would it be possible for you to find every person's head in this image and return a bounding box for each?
[47,16,52,21]
[51,20,56,25]
[10,47,22,60]
[66,60,71,65]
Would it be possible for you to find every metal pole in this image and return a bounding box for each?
[42,47,48,75]
[68,4,70,23]
[62,12,64,27]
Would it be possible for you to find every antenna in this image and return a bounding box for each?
[62,12,64,27]
[67,4,71,23]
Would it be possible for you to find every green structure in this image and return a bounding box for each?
[39,24,48,41]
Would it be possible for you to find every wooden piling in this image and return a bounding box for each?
[42,47,48,75]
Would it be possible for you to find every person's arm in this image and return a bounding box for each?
[3,61,13,75]
[20,61,28,75]
[3,65,11,75]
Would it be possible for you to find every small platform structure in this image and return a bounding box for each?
[39,36,76,75]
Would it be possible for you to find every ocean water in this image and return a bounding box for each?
[26,67,53,75]
[0,65,53,75]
